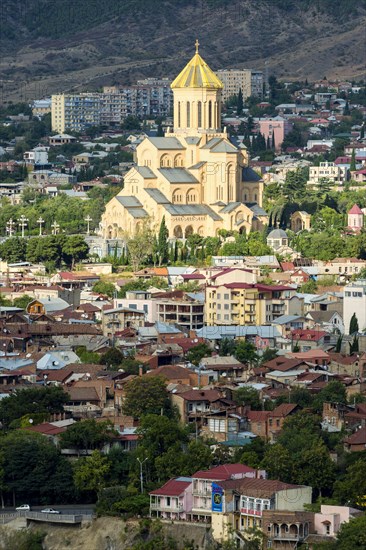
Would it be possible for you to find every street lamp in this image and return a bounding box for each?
[37,217,45,236]
[51,221,60,235]
[18,215,28,238]
[137,457,148,494]
[6,218,15,237]
[84,215,92,236]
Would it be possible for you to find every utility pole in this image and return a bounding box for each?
[84,215,92,236]
[18,215,28,238]
[6,218,15,237]
[51,221,60,235]
[137,457,148,494]
[37,217,45,236]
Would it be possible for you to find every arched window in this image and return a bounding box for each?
[186,102,190,128]
[208,101,212,128]
[172,189,182,203]
[216,102,220,128]
[160,154,171,167]
[177,102,181,128]
[186,188,197,204]
[174,154,183,167]
[174,225,183,238]
[197,101,202,128]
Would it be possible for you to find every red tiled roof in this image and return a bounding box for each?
[181,274,206,280]
[25,422,66,436]
[149,478,191,496]
[348,204,363,214]
[271,403,298,417]
[291,330,327,341]
[345,426,366,446]
[247,410,270,422]
[176,389,222,402]
[193,464,256,480]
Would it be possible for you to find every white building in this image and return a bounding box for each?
[23,146,49,165]
[343,280,366,334]
[307,162,347,186]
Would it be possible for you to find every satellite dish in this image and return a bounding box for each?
[194,338,198,343]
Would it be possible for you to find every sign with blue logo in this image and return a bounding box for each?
[212,482,223,512]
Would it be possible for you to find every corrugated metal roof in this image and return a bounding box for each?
[144,188,171,204]
[116,196,142,207]
[158,168,198,183]
[201,137,223,150]
[219,202,241,213]
[135,166,156,178]
[246,203,268,216]
[242,167,262,182]
[147,137,185,150]
[126,207,149,218]
[185,137,201,145]
[163,203,222,221]
[189,161,206,169]
[196,325,281,340]
[211,141,238,153]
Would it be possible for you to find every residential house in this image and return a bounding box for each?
[210,477,312,547]
[190,464,266,522]
[171,389,231,426]
[150,477,193,520]
[26,297,70,315]
[305,310,344,334]
[344,426,366,452]
[343,279,366,334]
[307,505,363,547]
[101,307,145,338]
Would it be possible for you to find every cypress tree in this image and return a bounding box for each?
[349,313,359,335]
[350,148,356,172]
[360,125,365,139]
[157,216,169,266]
[237,88,244,116]
[272,131,275,150]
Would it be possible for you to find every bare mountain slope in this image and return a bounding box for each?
[0,0,365,103]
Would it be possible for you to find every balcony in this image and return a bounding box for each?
[150,502,184,512]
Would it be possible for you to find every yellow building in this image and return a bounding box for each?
[205,283,301,326]
[100,42,266,240]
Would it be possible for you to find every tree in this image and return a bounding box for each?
[313,380,347,412]
[335,514,366,549]
[186,343,212,366]
[123,376,171,418]
[0,386,68,428]
[350,148,356,172]
[92,280,116,298]
[62,235,89,269]
[233,387,261,410]
[127,223,155,271]
[294,442,335,496]
[99,348,124,368]
[234,340,258,365]
[0,237,27,263]
[237,88,244,116]
[261,444,292,482]
[60,420,116,454]
[349,313,359,334]
[157,216,169,266]
[333,458,366,508]
[12,294,33,310]
[74,450,111,495]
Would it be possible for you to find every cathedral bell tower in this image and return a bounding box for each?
[170,40,224,136]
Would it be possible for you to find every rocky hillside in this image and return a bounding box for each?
[0,0,365,103]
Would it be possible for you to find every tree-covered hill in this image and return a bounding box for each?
[0,0,365,102]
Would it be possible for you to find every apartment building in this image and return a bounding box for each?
[216,69,264,101]
[343,279,366,334]
[156,293,204,331]
[51,79,173,133]
[212,478,312,546]
[205,283,302,326]
[258,117,293,151]
[307,162,347,186]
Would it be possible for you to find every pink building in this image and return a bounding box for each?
[258,116,293,151]
[347,204,364,233]
[150,477,193,520]
[314,505,361,539]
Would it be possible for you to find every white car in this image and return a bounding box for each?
[16,504,30,511]
[41,508,60,514]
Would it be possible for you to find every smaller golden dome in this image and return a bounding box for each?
[171,40,223,90]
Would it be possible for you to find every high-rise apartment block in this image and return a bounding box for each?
[216,69,264,102]
[51,78,173,133]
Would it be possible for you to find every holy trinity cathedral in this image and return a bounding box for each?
[101,42,268,240]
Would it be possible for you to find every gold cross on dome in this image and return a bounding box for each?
[195,39,200,53]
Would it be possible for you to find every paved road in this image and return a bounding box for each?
[0,504,95,516]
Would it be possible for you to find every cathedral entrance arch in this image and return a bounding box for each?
[185,225,193,238]
[174,225,183,238]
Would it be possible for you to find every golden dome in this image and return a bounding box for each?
[171,40,223,90]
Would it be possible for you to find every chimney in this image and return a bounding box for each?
[139,365,143,377]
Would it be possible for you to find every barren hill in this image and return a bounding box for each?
[0,0,365,103]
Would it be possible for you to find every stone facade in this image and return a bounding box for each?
[100,44,267,240]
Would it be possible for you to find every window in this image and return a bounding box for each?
[187,102,190,128]
[198,101,202,127]
[224,294,229,300]
[208,101,212,128]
